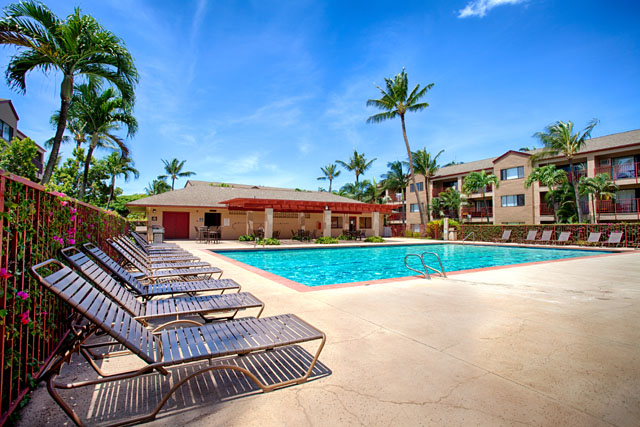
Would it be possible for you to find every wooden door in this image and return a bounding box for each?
[162,212,190,239]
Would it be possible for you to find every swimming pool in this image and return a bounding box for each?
[213,244,612,287]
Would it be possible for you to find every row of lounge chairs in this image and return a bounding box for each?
[494,229,624,247]
[29,232,326,426]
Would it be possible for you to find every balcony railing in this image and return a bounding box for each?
[461,207,493,218]
[389,213,404,221]
[596,198,640,219]
[566,169,587,183]
[539,204,555,216]
[433,186,457,198]
[594,162,640,182]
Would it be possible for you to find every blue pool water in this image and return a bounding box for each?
[214,244,611,287]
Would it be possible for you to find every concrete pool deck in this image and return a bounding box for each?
[19,239,640,426]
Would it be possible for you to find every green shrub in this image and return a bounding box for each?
[238,234,254,241]
[255,237,280,245]
[365,236,385,243]
[337,234,350,240]
[315,236,339,244]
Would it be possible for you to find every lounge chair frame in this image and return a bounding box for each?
[112,236,208,269]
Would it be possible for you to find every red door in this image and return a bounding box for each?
[162,212,190,239]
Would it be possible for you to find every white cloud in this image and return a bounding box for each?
[457,0,526,18]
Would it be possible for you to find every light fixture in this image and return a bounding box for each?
[152,209,156,214]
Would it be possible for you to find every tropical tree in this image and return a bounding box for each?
[104,152,139,209]
[159,158,195,190]
[367,68,434,226]
[0,1,138,184]
[430,197,444,220]
[336,149,376,184]
[547,182,578,223]
[524,165,568,222]
[317,163,341,192]
[381,161,410,226]
[412,148,444,222]
[530,119,599,222]
[361,178,384,204]
[461,170,499,223]
[145,177,171,195]
[339,181,370,202]
[0,136,39,181]
[578,173,618,223]
[519,146,537,152]
[439,188,462,219]
[69,79,137,199]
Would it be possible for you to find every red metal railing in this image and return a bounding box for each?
[540,204,555,216]
[596,198,640,220]
[594,162,639,183]
[389,213,404,221]
[566,169,587,183]
[0,171,127,422]
[461,207,493,217]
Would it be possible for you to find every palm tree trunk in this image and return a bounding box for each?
[592,195,597,224]
[482,189,490,223]
[79,136,97,199]
[329,178,332,192]
[106,176,116,209]
[401,115,426,227]
[402,189,406,227]
[569,159,583,222]
[41,95,71,184]
[171,176,175,191]
[425,176,431,222]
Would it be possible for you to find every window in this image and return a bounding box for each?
[204,212,221,227]
[331,216,343,229]
[410,203,424,213]
[1,121,13,142]
[612,156,635,179]
[359,217,372,229]
[410,182,424,192]
[500,166,524,180]
[443,181,458,189]
[501,194,525,207]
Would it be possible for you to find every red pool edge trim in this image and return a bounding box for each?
[204,249,628,293]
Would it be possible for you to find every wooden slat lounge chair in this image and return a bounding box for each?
[117,235,199,262]
[587,232,602,245]
[551,231,571,245]
[114,236,206,267]
[61,247,263,325]
[524,230,538,243]
[110,238,210,271]
[130,230,178,249]
[84,243,240,299]
[536,230,553,244]
[493,230,511,243]
[108,239,223,283]
[29,260,326,426]
[603,231,623,247]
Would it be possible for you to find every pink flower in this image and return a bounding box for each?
[16,291,28,300]
[0,268,11,280]
[70,215,76,222]
[61,201,68,207]
[68,227,76,234]
[70,208,77,214]
[20,311,29,325]
[67,238,75,245]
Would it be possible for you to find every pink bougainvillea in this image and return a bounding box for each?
[16,291,28,300]
[20,310,30,325]
[0,268,11,280]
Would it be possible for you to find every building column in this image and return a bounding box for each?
[343,214,349,234]
[247,211,254,235]
[265,208,273,238]
[586,154,596,221]
[323,210,331,237]
[372,212,380,237]
[298,212,306,230]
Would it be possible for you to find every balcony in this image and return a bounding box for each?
[596,198,640,219]
[566,169,587,183]
[539,204,555,216]
[388,213,404,222]
[461,207,493,218]
[594,162,639,183]
[433,187,457,198]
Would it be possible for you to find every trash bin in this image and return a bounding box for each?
[152,226,165,243]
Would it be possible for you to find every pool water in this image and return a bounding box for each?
[214,244,611,287]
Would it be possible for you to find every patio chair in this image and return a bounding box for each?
[551,231,571,245]
[493,230,511,243]
[61,247,263,326]
[108,239,223,283]
[586,232,602,245]
[524,230,538,243]
[29,260,326,427]
[117,235,199,262]
[603,231,623,247]
[536,230,553,244]
[111,237,210,270]
[84,243,240,299]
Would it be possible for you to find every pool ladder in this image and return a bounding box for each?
[404,252,447,279]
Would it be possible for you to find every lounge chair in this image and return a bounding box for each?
[524,230,538,243]
[552,231,571,245]
[493,230,511,243]
[587,232,602,245]
[108,239,223,283]
[29,259,326,426]
[114,236,206,267]
[61,247,263,325]
[536,230,553,244]
[603,231,623,247]
[117,235,199,262]
[84,243,240,299]
[130,230,178,249]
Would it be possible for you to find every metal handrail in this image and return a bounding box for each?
[404,254,430,279]
[420,252,447,278]
[462,232,475,244]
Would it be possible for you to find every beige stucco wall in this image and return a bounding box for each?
[493,153,534,224]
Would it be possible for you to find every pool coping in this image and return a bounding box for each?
[205,243,630,293]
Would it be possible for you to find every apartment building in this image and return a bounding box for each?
[0,98,46,180]
[402,129,640,229]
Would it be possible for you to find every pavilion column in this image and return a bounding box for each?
[298,212,306,230]
[343,214,349,234]
[373,212,380,237]
[247,211,254,235]
[265,208,273,238]
[323,210,331,237]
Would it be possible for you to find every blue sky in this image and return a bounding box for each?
[1,0,639,194]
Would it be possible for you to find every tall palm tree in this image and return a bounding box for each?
[145,177,171,195]
[578,173,618,224]
[381,161,410,226]
[104,152,139,209]
[336,150,376,184]
[0,1,138,184]
[317,163,341,192]
[530,119,599,222]
[70,80,138,199]
[461,170,499,223]
[367,68,434,226]
[159,158,196,190]
[412,148,444,222]
[524,165,568,223]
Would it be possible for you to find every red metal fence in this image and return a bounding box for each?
[0,171,127,423]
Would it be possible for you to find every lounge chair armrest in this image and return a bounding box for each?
[30,258,66,282]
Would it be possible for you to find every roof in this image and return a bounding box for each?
[221,198,394,214]
[0,99,19,121]
[185,180,293,191]
[492,150,531,163]
[127,181,371,210]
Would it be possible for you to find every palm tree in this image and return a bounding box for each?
[439,188,462,219]
[362,178,384,204]
[461,170,499,223]
[0,1,138,184]
[159,158,196,190]
[70,80,138,199]
[531,119,599,222]
[519,146,537,152]
[336,150,376,184]
[145,177,171,195]
[104,152,139,209]
[317,164,341,192]
[578,173,618,223]
[381,161,410,226]
[339,181,369,202]
[412,148,444,222]
[367,68,434,226]
[548,182,578,223]
[430,197,444,220]
[524,165,568,223]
